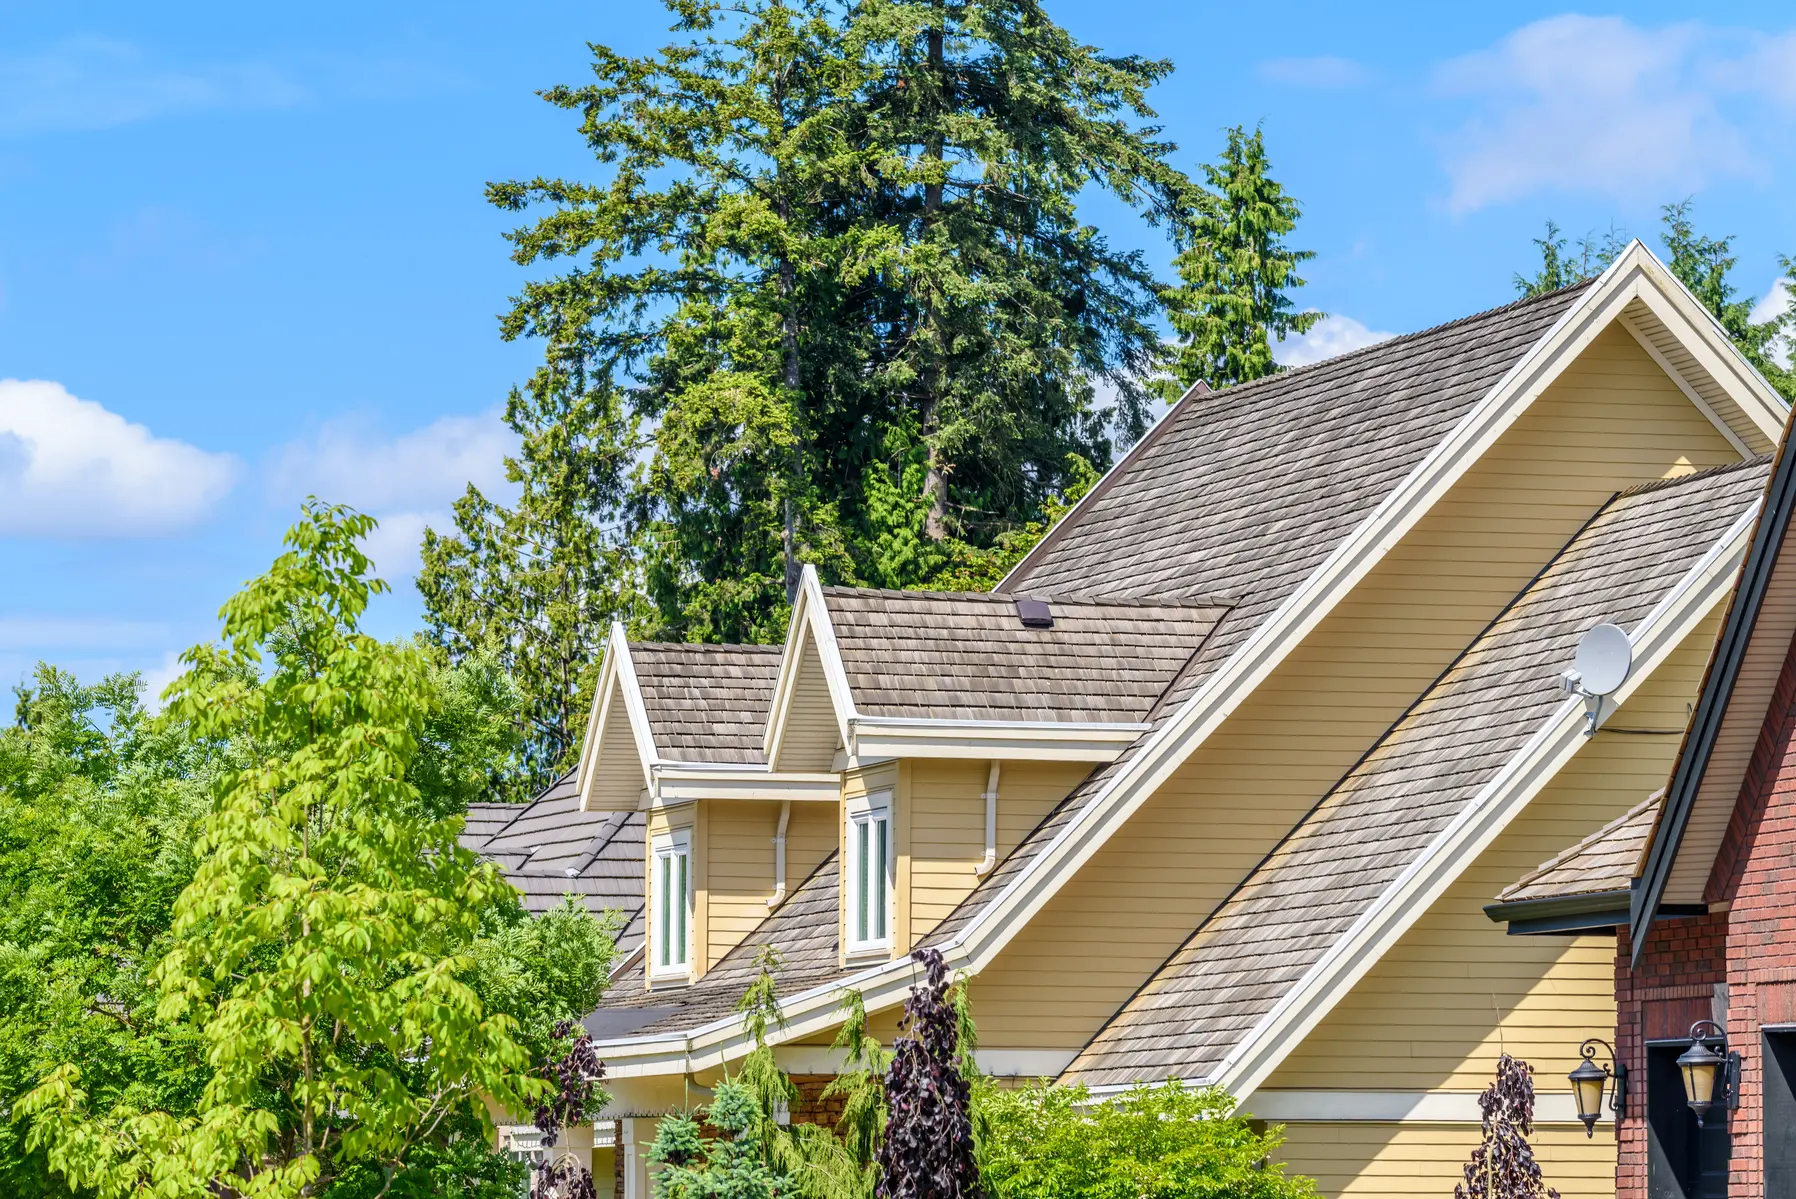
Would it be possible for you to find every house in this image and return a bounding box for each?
[477,244,1790,1198]
[1490,414,1796,1198]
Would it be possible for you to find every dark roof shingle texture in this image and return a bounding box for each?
[631,643,783,763]
[823,590,1230,722]
[1060,459,1768,1087]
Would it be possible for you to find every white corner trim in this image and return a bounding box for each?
[578,623,660,812]
[586,246,1773,1076]
[763,565,857,768]
[1243,1089,1588,1126]
[1212,500,1758,1103]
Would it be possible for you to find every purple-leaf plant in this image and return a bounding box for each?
[532,1019,606,1199]
[1454,1054,1560,1199]
[875,948,982,1199]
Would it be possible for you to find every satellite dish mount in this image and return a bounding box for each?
[1560,622,1633,736]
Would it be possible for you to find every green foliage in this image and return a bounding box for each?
[1659,199,1795,401]
[1511,220,1625,298]
[409,643,528,813]
[419,365,642,793]
[821,989,890,1176]
[1164,124,1319,392]
[975,1081,1318,1199]
[17,502,582,1199]
[472,897,620,1055]
[923,454,1099,592]
[652,1082,786,1199]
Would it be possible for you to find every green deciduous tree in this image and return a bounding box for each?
[1164,124,1318,392]
[20,503,590,1199]
[975,1080,1318,1199]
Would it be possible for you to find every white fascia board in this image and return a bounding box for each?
[772,1045,1074,1078]
[651,768,841,804]
[1213,501,1758,1104]
[1241,1089,1587,1125]
[578,623,660,811]
[589,252,1755,1073]
[1615,242,1790,442]
[762,565,857,767]
[848,716,1148,763]
[1617,311,1755,457]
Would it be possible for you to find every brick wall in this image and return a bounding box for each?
[1614,624,1796,1197]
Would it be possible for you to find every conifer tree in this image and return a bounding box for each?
[1512,220,1624,299]
[1164,125,1318,391]
[1660,200,1795,401]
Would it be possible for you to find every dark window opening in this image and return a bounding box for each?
[1647,1042,1731,1198]
[1765,1031,1796,1195]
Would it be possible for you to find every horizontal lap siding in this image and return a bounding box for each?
[1278,1122,1617,1198]
[701,797,839,975]
[964,324,1741,1051]
[775,641,841,772]
[1268,616,1719,1097]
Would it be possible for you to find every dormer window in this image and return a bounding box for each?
[847,791,893,954]
[651,831,691,979]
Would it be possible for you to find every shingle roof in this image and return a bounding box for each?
[631,643,783,763]
[822,590,1230,722]
[912,287,1597,949]
[1058,458,1768,1087]
[587,852,857,1038]
[460,771,646,947]
[1497,795,1661,904]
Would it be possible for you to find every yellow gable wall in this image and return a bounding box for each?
[772,637,842,772]
[1262,609,1721,1198]
[963,320,1742,1050]
[587,676,649,811]
[697,798,837,976]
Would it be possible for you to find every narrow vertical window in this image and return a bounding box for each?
[847,791,892,954]
[651,832,691,978]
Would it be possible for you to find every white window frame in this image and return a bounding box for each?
[845,790,894,955]
[650,830,692,980]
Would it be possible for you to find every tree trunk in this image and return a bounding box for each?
[779,235,803,601]
[920,18,949,542]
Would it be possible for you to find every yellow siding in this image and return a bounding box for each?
[1277,1122,1615,1198]
[773,638,842,772]
[907,760,1092,944]
[1268,610,1722,1098]
[698,798,839,974]
[964,321,1741,1050]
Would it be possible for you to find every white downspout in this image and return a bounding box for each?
[974,761,1000,875]
[768,800,792,907]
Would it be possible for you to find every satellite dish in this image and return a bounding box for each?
[1575,623,1633,696]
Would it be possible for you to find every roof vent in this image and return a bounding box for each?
[1015,598,1054,629]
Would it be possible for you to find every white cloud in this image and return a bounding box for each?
[139,650,187,714]
[1752,276,1794,369]
[0,38,305,136]
[1257,56,1371,89]
[1433,15,1770,214]
[1274,314,1397,368]
[268,410,518,579]
[0,379,239,537]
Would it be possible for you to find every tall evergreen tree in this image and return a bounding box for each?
[418,370,639,790]
[846,0,1190,545]
[1512,220,1624,299]
[1164,124,1318,392]
[1660,199,1795,401]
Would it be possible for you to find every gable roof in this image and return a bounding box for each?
[583,247,1791,1077]
[631,642,783,764]
[1060,459,1769,1092]
[1632,408,1796,956]
[460,771,647,951]
[1482,796,1662,935]
[822,588,1230,723]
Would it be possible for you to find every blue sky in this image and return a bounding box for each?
[4,1,1795,697]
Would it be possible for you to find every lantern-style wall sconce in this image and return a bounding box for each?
[1568,1038,1627,1137]
[1676,1020,1740,1127]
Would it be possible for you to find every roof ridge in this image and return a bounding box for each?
[1221,279,1597,397]
[629,641,785,654]
[820,584,1234,609]
[1613,454,1774,500]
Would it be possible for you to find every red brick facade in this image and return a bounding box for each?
[1615,627,1796,1197]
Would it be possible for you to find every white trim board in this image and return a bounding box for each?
[586,246,1787,1077]
[1245,1089,1590,1126]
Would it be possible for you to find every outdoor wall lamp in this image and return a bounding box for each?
[1676,1020,1741,1127]
[1568,1038,1627,1137]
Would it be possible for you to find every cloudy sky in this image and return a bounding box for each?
[3,1,1795,694]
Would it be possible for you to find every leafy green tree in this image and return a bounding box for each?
[845,0,1188,544]
[1164,124,1318,391]
[20,503,577,1199]
[419,370,641,790]
[1660,199,1795,401]
[1512,220,1625,299]
[652,1083,786,1199]
[975,1080,1317,1199]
